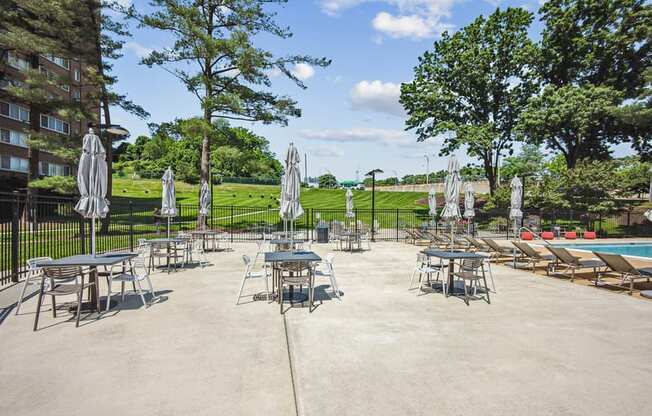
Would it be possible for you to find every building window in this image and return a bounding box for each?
[40,115,70,135]
[6,51,30,71]
[0,154,29,173]
[42,54,70,69]
[0,128,28,147]
[39,161,71,177]
[0,78,26,91]
[74,69,80,82]
[0,101,30,123]
[40,66,69,92]
[72,89,81,101]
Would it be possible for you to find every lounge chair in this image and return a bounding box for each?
[512,241,555,271]
[593,252,652,295]
[545,246,605,282]
[466,236,490,252]
[481,238,515,262]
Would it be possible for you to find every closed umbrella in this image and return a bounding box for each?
[440,156,461,250]
[199,180,211,230]
[74,128,109,256]
[279,173,287,234]
[280,143,304,247]
[510,176,523,237]
[645,172,652,222]
[463,182,475,235]
[345,188,354,220]
[161,167,177,238]
[428,187,437,228]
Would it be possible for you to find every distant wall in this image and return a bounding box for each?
[376,180,490,194]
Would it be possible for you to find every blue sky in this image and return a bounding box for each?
[110,0,630,181]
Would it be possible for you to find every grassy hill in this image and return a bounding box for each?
[112,177,429,209]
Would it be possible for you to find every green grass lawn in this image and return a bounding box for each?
[112,177,429,209]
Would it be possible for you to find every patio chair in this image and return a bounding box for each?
[545,246,605,282]
[452,258,491,305]
[33,266,94,331]
[481,238,515,262]
[278,261,314,314]
[15,257,52,315]
[236,255,270,305]
[409,252,445,293]
[511,241,556,271]
[359,231,372,250]
[189,239,209,268]
[404,228,421,245]
[466,236,490,252]
[314,253,341,300]
[593,252,652,295]
[106,250,157,311]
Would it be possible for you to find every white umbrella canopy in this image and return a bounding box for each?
[280,143,304,242]
[440,157,461,222]
[74,128,109,255]
[440,156,461,250]
[161,167,178,238]
[645,173,652,222]
[463,182,475,219]
[510,176,523,236]
[198,180,211,229]
[345,188,355,219]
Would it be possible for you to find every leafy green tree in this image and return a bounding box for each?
[617,156,651,197]
[401,7,538,194]
[500,144,546,180]
[318,173,338,189]
[522,0,652,168]
[614,68,652,159]
[129,0,330,189]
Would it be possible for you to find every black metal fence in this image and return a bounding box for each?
[2,192,652,287]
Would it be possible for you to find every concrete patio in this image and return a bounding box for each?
[1,241,651,416]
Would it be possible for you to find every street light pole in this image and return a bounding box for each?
[366,169,383,242]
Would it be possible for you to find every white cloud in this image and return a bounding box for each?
[351,80,404,116]
[300,127,412,146]
[113,0,132,7]
[311,145,344,158]
[321,1,501,40]
[124,41,153,59]
[372,12,434,39]
[291,63,315,81]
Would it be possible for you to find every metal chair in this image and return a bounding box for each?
[409,253,445,294]
[313,253,341,300]
[236,255,270,305]
[452,258,491,305]
[15,257,52,315]
[278,261,314,314]
[105,250,156,311]
[189,238,209,268]
[34,266,93,331]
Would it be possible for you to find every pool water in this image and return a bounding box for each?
[555,243,652,259]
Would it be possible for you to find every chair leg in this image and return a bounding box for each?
[330,274,341,300]
[146,276,156,301]
[106,279,113,312]
[75,290,83,327]
[408,268,418,290]
[33,280,45,331]
[136,279,147,308]
[51,295,57,318]
[15,276,31,315]
[235,273,248,305]
[482,267,491,304]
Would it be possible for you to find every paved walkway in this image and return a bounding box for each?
[1,242,651,415]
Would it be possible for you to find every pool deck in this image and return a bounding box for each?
[1,241,652,416]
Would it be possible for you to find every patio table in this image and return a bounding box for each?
[145,238,187,273]
[36,253,137,312]
[188,230,222,251]
[338,230,362,252]
[265,251,321,303]
[269,238,306,252]
[421,249,488,296]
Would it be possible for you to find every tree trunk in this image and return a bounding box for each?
[482,154,498,195]
[198,108,211,229]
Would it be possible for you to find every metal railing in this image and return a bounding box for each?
[2,192,652,287]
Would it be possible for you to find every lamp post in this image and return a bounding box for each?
[366,169,383,242]
[392,169,399,186]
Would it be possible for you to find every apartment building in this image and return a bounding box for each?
[0,48,98,192]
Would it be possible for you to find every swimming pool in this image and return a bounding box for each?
[554,243,652,259]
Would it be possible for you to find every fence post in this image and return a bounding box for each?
[230,205,234,243]
[396,209,399,242]
[11,191,20,283]
[129,201,134,251]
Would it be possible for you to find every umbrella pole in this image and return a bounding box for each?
[167,217,171,239]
